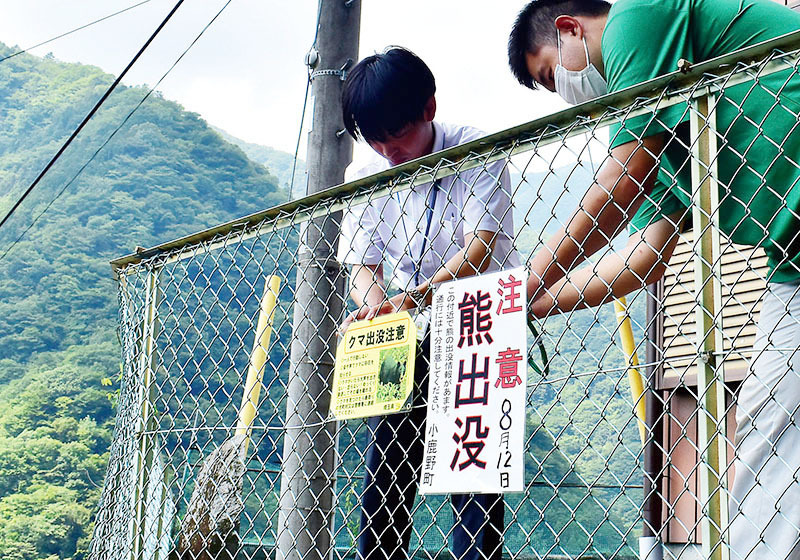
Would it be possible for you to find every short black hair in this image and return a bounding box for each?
[508,0,611,89]
[342,47,436,142]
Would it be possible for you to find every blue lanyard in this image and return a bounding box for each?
[402,127,443,287]
[415,181,440,286]
[397,178,440,287]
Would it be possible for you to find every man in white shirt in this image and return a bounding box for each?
[337,47,519,560]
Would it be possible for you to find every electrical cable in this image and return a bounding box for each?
[288,0,324,200]
[288,73,311,201]
[0,0,186,235]
[0,0,155,64]
[0,0,234,263]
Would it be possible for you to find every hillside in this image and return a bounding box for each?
[0,43,291,560]
[0,44,290,362]
[211,126,306,192]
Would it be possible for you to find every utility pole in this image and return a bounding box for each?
[276,2,360,560]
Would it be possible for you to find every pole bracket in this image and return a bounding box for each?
[700,351,715,365]
[310,59,353,82]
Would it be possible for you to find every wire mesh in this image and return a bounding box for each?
[90,33,800,560]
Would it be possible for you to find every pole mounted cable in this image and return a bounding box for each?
[0,0,186,233]
[0,0,235,264]
[0,0,155,65]
[288,0,324,200]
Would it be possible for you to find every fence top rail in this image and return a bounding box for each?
[110,28,800,273]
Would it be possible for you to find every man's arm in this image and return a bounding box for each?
[355,229,498,320]
[530,213,684,317]
[348,263,386,308]
[417,229,498,297]
[528,134,665,304]
[341,263,386,331]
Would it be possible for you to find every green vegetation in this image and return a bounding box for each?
[0,343,116,560]
[0,41,288,560]
[211,126,306,191]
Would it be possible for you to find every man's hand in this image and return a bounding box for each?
[359,292,417,320]
[339,292,418,335]
[529,290,556,319]
[340,263,387,335]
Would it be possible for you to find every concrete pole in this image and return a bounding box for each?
[276,2,360,560]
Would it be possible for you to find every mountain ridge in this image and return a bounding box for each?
[0,43,301,560]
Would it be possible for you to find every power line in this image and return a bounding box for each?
[0,0,186,235]
[288,72,311,200]
[0,0,235,264]
[0,0,155,64]
[288,0,324,200]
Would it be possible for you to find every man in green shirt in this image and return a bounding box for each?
[508,1,800,558]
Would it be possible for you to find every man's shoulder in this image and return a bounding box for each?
[607,0,665,17]
[604,0,681,37]
[345,157,390,183]
[440,122,487,149]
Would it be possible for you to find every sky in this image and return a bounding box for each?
[0,0,567,166]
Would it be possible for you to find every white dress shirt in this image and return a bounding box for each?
[337,121,519,290]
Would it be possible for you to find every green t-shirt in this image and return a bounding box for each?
[604,0,800,283]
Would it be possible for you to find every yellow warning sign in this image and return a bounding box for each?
[331,312,417,420]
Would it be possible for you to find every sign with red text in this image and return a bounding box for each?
[420,267,527,495]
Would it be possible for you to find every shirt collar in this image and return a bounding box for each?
[431,121,445,153]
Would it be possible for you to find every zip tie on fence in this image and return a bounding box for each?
[298,358,337,368]
[527,318,550,377]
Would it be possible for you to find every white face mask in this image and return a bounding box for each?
[554,30,608,105]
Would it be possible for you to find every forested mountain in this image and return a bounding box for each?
[0,43,289,559]
[211,126,306,192]
[0,45,291,363]
[0,43,643,560]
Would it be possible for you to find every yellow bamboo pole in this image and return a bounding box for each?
[614,297,647,445]
[235,275,281,454]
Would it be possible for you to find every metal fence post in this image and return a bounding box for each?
[276,2,361,560]
[91,271,143,560]
[130,268,162,560]
[690,91,730,560]
[642,283,665,560]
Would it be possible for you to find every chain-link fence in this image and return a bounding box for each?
[91,30,800,560]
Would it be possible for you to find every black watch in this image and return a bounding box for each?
[405,287,427,308]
